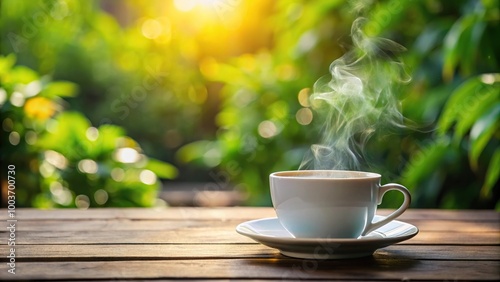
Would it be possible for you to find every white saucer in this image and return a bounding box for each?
[236,215,418,259]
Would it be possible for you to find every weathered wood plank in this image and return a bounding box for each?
[0,244,498,261]
[1,208,498,221]
[4,218,498,232]
[0,207,276,221]
[0,259,498,281]
[1,229,498,245]
[0,208,497,281]
[11,219,215,232]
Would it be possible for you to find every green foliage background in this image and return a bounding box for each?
[0,0,498,209]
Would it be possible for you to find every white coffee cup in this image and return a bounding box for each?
[270,170,411,238]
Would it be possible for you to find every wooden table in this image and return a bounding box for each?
[0,208,499,281]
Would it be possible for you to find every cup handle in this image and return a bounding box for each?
[361,183,411,236]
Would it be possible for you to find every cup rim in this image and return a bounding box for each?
[270,170,381,180]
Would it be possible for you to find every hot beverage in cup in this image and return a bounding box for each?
[270,170,411,238]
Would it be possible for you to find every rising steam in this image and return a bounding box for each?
[301,18,411,171]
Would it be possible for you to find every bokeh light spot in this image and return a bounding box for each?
[203,148,221,167]
[9,131,20,145]
[50,181,63,194]
[141,19,163,39]
[111,168,125,182]
[44,150,68,169]
[25,130,38,145]
[481,73,498,85]
[24,80,42,97]
[10,91,25,107]
[94,189,109,205]
[258,120,278,138]
[298,88,311,107]
[78,159,98,174]
[174,0,196,12]
[2,118,13,132]
[25,97,57,120]
[296,107,313,125]
[75,194,90,209]
[86,127,99,141]
[0,88,6,105]
[139,169,157,185]
[114,147,140,163]
[50,182,72,206]
[39,161,55,178]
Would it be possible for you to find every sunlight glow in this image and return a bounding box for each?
[296,108,313,125]
[174,0,197,12]
[197,0,220,8]
[25,130,37,145]
[139,169,157,185]
[78,159,98,174]
[2,118,13,131]
[111,168,125,182]
[258,120,278,138]
[75,194,90,209]
[114,147,140,163]
[298,88,311,107]
[44,150,68,170]
[480,73,499,85]
[39,161,55,178]
[23,81,42,97]
[86,127,99,141]
[203,148,221,167]
[8,131,20,145]
[94,189,109,205]
[141,19,163,39]
[10,91,25,107]
[50,182,73,206]
[0,88,6,106]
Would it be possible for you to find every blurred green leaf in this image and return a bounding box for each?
[442,13,482,81]
[41,81,78,98]
[454,83,500,142]
[481,148,500,198]
[469,103,500,169]
[0,53,16,76]
[145,158,178,179]
[7,66,39,84]
[36,112,90,159]
[402,138,450,191]
[438,76,483,135]
[462,20,486,75]
[177,140,217,166]
[97,124,125,153]
[364,0,411,36]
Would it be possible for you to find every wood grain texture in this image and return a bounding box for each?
[2,229,498,245]
[1,259,499,281]
[5,218,499,232]
[1,208,498,221]
[0,244,498,261]
[0,208,498,281]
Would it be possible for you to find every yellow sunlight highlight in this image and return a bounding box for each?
[174,0,197,12]
[24,97,58,120]
[174,0,220,12]
[141,19,163,39]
